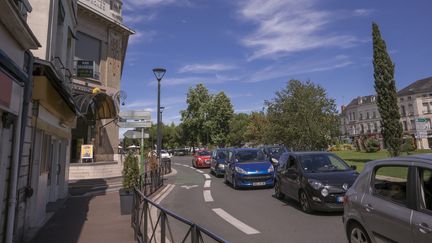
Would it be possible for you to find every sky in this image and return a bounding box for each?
[119,0,432,132]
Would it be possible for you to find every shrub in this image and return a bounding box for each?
[365,138,380,153]
[401,137,415,154]
[122,151,139,191]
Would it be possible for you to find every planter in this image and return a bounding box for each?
[119,188,134,215]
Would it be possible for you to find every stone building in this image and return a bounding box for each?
[0,1,40,242]
[341,76,432,150]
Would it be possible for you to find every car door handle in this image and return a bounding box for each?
[363,204,374,212]
[417,223,432,234]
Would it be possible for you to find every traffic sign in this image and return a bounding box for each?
[416,118,429,122]
[124,130,150,139]
[119,110,151,120]
[118,121,152,128]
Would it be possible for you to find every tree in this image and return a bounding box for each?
[265,79,339,151]
[206,92,234,147]
[228,113,250,147]
[244,111,269,146]
[372,22,403,156]
[180,84,212,149]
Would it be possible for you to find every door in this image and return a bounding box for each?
[36,132,51,225]
[48,139,60,202]
[412,166,432,243]
[0,118,13,239]
[284,156,301,200]
[360,165,413,242]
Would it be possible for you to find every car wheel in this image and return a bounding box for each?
[348,222,371,243]
[274,180,284,199]
[232,176,238,190]
[299,190,312,213]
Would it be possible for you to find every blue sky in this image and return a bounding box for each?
[119,0,432,128]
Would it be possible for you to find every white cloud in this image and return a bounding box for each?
[238,0,360,60]
[246,55,353,83]
[129,30,157,45]
[353,9,374,17]
[179,63,237,73]
[123,13,157,24]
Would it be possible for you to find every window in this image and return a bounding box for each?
[353,112,356,121]
[373,166,409,205]
[400,97,404,102]
[359,113,363,120]
[419,168,432,211]
[423,103,430,114]
[401,105,406,116]
[411,119,416,130]
[408,96,412,101]
[75,31,101,65]
[373,111,377,119]
[403,121,408,131]
[408,104,414,115]
[288,156,297,169]
[366,112,370,119]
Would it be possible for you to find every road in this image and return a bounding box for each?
[158,156,348,243]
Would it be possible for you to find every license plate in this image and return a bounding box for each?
[253,182,266,186]
[205,160,210,164]
[337,196,344,203]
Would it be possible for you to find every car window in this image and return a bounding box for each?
[278,154,288,169]
[235,150,266,163]
[373,166,409,206]
[419,168,432,211]
[198,151,210,156]
[217,150,227,159]
[288,156,297,169]
[299,154,350,172]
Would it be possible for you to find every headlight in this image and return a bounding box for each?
[218,163,225,169]
[308,179,323,190]
[268,165,274,173]
[321,188,329,197]
[235,167,248,174]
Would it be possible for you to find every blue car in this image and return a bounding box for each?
[224,148,275,189]
[210,148,229,177]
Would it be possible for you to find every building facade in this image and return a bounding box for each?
[70,0,133,165]
[341,77,432,150]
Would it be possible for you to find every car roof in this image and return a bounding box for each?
[363,153,432,168]
[283,151,334,156]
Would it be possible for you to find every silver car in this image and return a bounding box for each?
[343,154,432,243]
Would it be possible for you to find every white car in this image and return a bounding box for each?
[160,150,172,159]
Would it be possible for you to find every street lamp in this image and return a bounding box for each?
[152,68,166,159]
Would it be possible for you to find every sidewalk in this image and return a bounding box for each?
[29,191,135,243]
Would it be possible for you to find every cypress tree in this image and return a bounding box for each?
[372,22,403,156]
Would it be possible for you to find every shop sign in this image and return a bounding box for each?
[76,60,95,78]
[81,144,94,159]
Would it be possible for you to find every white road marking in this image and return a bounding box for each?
[181,185,198,190]
[151,183,172,202]
[154,184,175,204]
[196,169,204,173]
[204,180,211,188]
[204,174,211,179]
[203,190,214,202]
[212,208,260,235]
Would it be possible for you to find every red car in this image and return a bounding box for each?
[192,150,211,168]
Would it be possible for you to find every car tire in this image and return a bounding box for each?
[232,176,238,190]
[347,222,371,243]
[274,180,284,199]
[299,190,312,213]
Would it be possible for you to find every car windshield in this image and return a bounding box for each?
[235,150,266,163]
[198,151,210,156]
[299,154,350,173]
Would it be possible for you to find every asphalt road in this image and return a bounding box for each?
[158,156,348,243]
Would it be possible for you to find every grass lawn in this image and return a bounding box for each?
[334,149,432,177]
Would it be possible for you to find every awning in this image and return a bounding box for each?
[74,92,118,120]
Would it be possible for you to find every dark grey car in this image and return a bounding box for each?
[343,154,432,243]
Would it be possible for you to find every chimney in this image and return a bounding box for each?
[357,96,363,104]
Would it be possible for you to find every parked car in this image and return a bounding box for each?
[174,148,188,156]
[274,152,358,213]
[160,150,172,159]
[259,145,288,167]
[210,148,229,177]
[343,154,432,243]
[192,150,211,168]
[224,148,274,189]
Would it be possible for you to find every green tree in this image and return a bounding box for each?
[228,113,250,147]
[265,79,339,151]
[244,111,269,146]
[372,22,403,156]
[206,92,234,147]
[180,84,212,149]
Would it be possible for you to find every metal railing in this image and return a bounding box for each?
[139,158,171,196]
[132,188,227,243]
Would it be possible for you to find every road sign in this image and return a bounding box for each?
[417,118,430,122]
[118,121,152,128]
[119,110,151,120]
[124,130,150,139]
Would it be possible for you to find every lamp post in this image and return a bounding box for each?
[152,68,166,159]
[160,106,165,150]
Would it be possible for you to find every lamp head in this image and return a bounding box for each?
[152,68,166,81]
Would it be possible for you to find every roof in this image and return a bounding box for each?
[285,151,334,156]
[346,95,376,109]
[398,76,432,96]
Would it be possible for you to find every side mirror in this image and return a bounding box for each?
[350,165,357,170]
